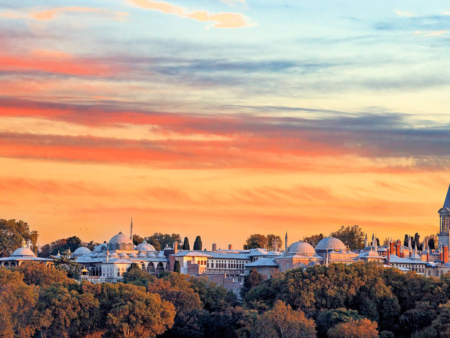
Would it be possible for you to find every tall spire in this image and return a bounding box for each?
[285,231,288,251]
[374,234,378,253]
[371,233,375,247]
[130,217,133,241]
[444,184,450,208]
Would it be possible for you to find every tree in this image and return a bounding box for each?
[0,219,37,257]
[415,233,421,250]
[303,234,324,247]
[429,238,436,250]
[244,234,268,250]
[38,236,82,258]
[327,318,378,338]
[174,261,181,273]
[250,300,316,338]
[191,276,238,312]
[145,233,182,252]
[412,301,450,338]
[241,268,263,299]
[193,236,203,251]
[123,263,154,288]
[0,268,40,338]
[404,234,409,247]
[182,237,190,250]
[53,256,82,279]
[399,302,436,336]
[14,261,72,287]
[132,234,144,246]
[267,234,282,251]
[316,308,362,336]
[330,225,365,249]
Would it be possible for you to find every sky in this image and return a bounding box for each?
[1,0,450,249]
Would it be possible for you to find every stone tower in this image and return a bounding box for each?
[438,185,450,249]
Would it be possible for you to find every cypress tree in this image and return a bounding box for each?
[193,236,202,251]
[182,237,190,250]
[173,260,180,273]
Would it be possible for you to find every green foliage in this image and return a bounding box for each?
[182,236,190,250]
[193,235,203,251]
[173,260,180,273]
[39,236,82,258]
[132,234,144,246]
[0,219,37,257]
[241,268,263,299]
[250,300,316,338]
[244,234,268,249]
[53,256,82,279]
[316,308,362,337]
[330,225,365,249]
[123,263,154,288]
[429,238,436,250]
[267,234,282,251]
[379,331,395,338]
[145,233,182,251]
[303,234,324,247]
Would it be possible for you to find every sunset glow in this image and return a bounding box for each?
[1,0,450,248]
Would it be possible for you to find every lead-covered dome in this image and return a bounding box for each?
[286,241,316,256]
[11,247,35,257]
[136,240,155,252]
[109,232,133,245]
[316,237,346,252]
[73,247,91,256]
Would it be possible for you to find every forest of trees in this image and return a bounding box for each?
[4,261,450,337]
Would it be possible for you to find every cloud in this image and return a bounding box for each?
[414,30,447,36]
[396,11,415,17]
[129,0,251,29]
[0,7,129,21]
[221,0,245,6]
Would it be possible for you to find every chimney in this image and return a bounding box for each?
[389,241,395,255]
[387,246,390,265]
[228,244,233,250]
[444,246,449,264]
[173,241,178,254]
[396,240,401,256]
[212,243,217,251]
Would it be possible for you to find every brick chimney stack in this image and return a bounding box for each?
[212,243,217,251]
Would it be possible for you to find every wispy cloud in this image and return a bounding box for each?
[129,0,252,29]
[0,7,129,21]
[396,11,415,18]
[221,0,245,6]
[415,30,447,36]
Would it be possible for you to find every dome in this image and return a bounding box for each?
[128,253,137,258]
[316,237,347,252]
[286,241,316,256]
[73,247,91,256]
[147,252,157,258]
[119,253,129,258]
[136,240,156,252]
[109,253,119,258]
[11,247,35,257]
[157,252,166,258]
[108,232,133,245]
[138,252,147,258]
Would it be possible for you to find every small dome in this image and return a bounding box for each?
[411,253,421,260]
[157,252,166,258]
[286,241,316,256]
[147,252,157,258]
[138,252,147,258]
[108,232,133,245]
[119,253,129,258]
[11,247,35,257]
[316,237,347,252]
[109,253,119,258]
[136,240,156,252]
[128,253,137,258]
[73,247,91,256]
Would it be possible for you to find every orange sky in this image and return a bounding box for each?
[1,1,450,249]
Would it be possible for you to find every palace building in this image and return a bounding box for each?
[4,184,450,291]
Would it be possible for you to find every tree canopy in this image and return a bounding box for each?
[0,219,38,257]
[145,233,181,251]
[194,236,203,251]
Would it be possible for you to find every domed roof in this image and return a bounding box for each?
[138,252,147,258]
[316,237,347,251]
[119,253,129,258]
[73,247,91,256]
[157,252,166,258]
[128,253,137,258]
[147,252,157,258]
[109,232,133,245]
[136,240,156,252]
[286,241,316,255]
[11,247,35,257]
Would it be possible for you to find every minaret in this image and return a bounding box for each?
[371,233,375,247]
[130,217,133,241]
[364,234,368,248]
[285,231,288,251]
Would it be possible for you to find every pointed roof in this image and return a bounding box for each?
[444,184,450,208]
